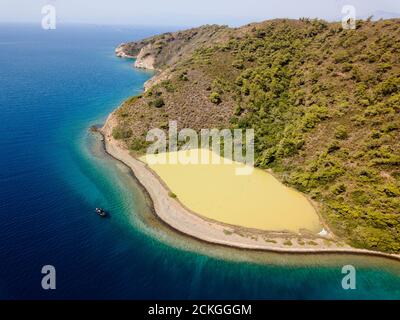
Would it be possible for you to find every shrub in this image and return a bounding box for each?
[358,168,377,182]
[210,92,222,104]
[351,190,370,205]
[334,125,349,140]
[351,115,366,126]
[301,105,329,131]
[125,95,142,105]
[369,155,400,166]
[283,240,293,246]
[277,136,304,156]
[149,97,165,108]
[332,183,346,195]
[370,130,381,139]
[145,89,154,97]
[382,123,398,133]
[179,72,188,81]
[232,59,244,69]
[130,138,148,151]
[377,63,391,73]
[381,184,400,197]
[334,51,349,63]
[375,76,400,97]
[341,63,353,72]
[112,127,132,140]
[168,191,177,199]
[297,239,305,245]
[301,113,321,130]
[160,80,175,92]
[255,30,266,38]
[327,141,340,153]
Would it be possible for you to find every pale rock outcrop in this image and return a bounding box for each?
[115,44,135,58]
[134,45,155,70]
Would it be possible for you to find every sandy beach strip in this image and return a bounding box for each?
[100,112,400,261]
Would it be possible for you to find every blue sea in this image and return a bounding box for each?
[0,23,399,300]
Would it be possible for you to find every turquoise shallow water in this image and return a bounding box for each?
[0,23,399,300]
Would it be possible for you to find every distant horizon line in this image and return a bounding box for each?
[1,13,399,30]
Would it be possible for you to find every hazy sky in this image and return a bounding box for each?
[1,0,399,27]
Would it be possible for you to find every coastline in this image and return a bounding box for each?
[115,44,136,59]
[100,112,400,262]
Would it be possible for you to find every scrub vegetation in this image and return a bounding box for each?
[114,19,400,253]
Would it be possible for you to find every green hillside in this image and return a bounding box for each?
[113,18,400,253]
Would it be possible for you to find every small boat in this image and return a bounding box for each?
[95,208,107,217]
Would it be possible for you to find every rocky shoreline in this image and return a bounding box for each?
[115,44,136,59]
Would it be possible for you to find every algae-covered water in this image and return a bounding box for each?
[143,149,321,233]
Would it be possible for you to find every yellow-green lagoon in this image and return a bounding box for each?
[141,149,322,233]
